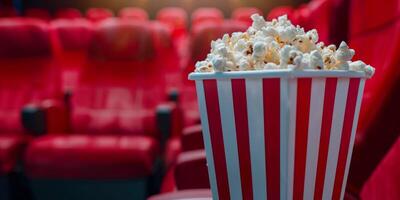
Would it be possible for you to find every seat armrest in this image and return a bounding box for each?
[21,99,70,136]
[21,104,46,136]
[156,101,183,150]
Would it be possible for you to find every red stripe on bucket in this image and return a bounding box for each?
[231,79,253,200]
[332,78,360,200]
[203,79,231,200]
[293,78,312,200]
[314,78,338,200]
[263,78,281,200]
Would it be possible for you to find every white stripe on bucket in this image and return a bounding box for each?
[217,79,243,200]
[287,78,298,200]
[195,80,219,200]
[303,78,326,200]
[280,78,289,200]
[322,78,349,200]
[246,78,267,200]
[340,79,366,200]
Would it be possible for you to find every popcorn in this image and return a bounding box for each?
[349,60,375,77]
[193,14,375,77]
[334,41,355,70]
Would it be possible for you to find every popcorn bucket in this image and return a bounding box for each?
[189,70,368,200]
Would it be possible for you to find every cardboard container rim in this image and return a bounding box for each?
[188,69,369,80]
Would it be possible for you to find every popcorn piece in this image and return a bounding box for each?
[292,33,316,53]
[252,41,267,61]
[250,14,267,31]
[211,55,227,72]
[349,60,375,77]
[334,41,355,70]
[309,50,324,70]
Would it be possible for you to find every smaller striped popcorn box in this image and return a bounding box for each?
[189,70,369,200]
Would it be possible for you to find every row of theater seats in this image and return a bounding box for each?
[149,0,400,199]
[0,6,262,200]
[0,6,262,25]
[0,16,184,200]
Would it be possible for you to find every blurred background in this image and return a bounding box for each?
[0,0,399,200]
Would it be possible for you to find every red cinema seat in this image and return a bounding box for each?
[0,18,62,175]
[55,8,82,19]
[232,7,262,26]
[360,137,400,200]
[156,7,188,40]
[149,189,212,200]
[191,7,223,28]
[25,19,179,200]
[0,7,18,17]
[181,125,203,152]
[346,0,400,194]
[25,8,51,21]
[86,8,113,23]
[174,150,209,190]
[51,18,93,90]
[118,7,148,21]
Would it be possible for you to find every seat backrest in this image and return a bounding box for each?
[86,8,113,23]
[51,19,93,53]
[118,7,148,21]
[0,19,61,133]
[349,0,400,38]
[347,0,400,192]
[25,8,51,21]
[156,7,188,38]
[191,7,224,27]
[51,19,94,89]
[232,7,262,26]
[174,150,210,190]
[55,8,82,19]
[181,124,204,152]
[70,19,161,136]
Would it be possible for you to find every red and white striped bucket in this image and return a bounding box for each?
[189,70,368,200]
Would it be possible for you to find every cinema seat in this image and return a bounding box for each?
[55,8,82,19]
[360,137,400,200]
[232,7,262,26]
[174,150,209,190]
[25,19,179,200]
[0,18,64,198]
[118,7,148,21]
[346,0,400,194]
[25,8,51,21]
[148,189,212,200]
[191,7,224,28]
[181,125,203,152]
[86,8,113,22]
[156,7,188,40]
[51,18,93,90]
